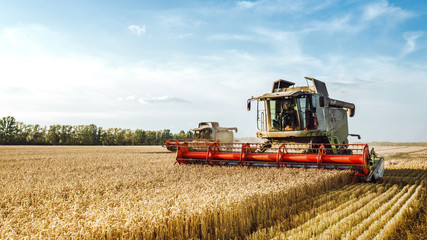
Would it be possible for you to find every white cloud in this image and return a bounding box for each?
[3,24,49,40]
[156,14,204,32]
[1,24,60,55]
[125,95,135,100]
[252,28,315,64]
[235,0,336,14]
[159,15,186,27]
[178,33,193,39]
[300,2,412,35]
[362,0,413,22]
[1,1,426,142]
[303,15,360,34]
[208,33,252,41]
[1,38,425,141]
[402,31,423,55]
[138,96,190,104]
[158,15,204,28]
[237,1,258,9]
[128,25,146,35]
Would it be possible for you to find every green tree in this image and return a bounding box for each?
[116,129,132,145]
[15,121,30,145]
[48,125,61,145]
[59,125,73,145]
[174,130,187,140]
[101,128,116,145]
[0,116,18,144]
[134,129,146,145]
[161,129,173,143]
[81,124,99,145]
[124,129,134,145]
[1,115,197,146]
[27,124,47,145]
[146,131,157,145]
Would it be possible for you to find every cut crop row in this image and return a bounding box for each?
[247,184,372,239]
[249,182,425,240]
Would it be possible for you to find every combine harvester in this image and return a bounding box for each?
[176,77,384,182]
[165,122,238,151]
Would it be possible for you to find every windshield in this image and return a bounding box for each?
[194,129,212,139]
[267,96,315,131]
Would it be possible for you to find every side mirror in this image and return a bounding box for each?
[349,134,361,139]
[247,99,251,111]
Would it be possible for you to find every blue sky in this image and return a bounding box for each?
[0,0,426,142]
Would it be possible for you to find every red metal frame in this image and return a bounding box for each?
[165,139,189,149]
[176,142,371,176]
[165,139,219,151]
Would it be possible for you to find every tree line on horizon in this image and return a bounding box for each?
[0,116,193,145]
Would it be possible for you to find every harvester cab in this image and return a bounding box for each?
[176,77,384,182]
[248,77,355,146]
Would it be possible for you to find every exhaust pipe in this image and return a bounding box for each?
[329,99,356,117]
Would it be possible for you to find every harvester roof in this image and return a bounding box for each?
[257,90,312,100]
[192,122,238,132]
[256,77,329,100]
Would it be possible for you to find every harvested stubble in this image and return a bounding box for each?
[0,146,354,239]
[248,144,427,240]
[376,146,427,186]
[247,183,425,240]
[373,145,427,170]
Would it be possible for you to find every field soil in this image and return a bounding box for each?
[0,144,425,239]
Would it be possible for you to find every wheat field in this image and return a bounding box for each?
[0,145,425,239]
[0,146,352,239]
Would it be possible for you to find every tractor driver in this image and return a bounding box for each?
[282,101,298,131]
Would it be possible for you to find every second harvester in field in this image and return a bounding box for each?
[176,77,384,182]
[165,122,238,151]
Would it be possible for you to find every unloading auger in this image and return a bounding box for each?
[176,77,384,182]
